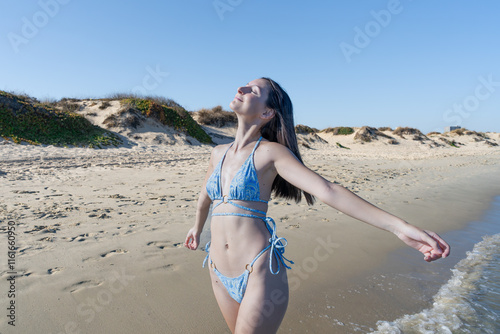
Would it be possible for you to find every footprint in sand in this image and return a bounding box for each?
[12,190,39,194]
[146,264,176,273]
[146,241,182,249]
[82,249,129,262]
[18,245,45,255]
[64,280,103,293]
[39,236,55,242]
[100,249,129,258]
[280,216,289,223]
[285,224,300,229]
[0,270,33,278]
[24,225,60,234]
[68,232,98,242]
[47,267,63,275]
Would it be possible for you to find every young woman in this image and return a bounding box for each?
[184,77,450,333]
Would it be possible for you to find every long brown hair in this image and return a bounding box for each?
[260,77,315,205]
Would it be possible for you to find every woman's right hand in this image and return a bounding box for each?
[184,227,201,250]
[393,223,450,262]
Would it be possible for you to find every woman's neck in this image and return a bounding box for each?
[232,125,262,151]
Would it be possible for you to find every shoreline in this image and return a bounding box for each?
[0,145,499,333]
[365,195,500,333]
[279,154,500,333]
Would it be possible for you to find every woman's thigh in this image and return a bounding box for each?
[234,268,289,334]
[209,268,241,332]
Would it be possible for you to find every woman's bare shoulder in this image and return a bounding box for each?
[259,140,294,156]
[210,142,231,159]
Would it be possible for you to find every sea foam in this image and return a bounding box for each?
[373,233,500,334]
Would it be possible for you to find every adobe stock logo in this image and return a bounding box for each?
[7,0,72,54]
[212,0,244,21]
[339,0,409,63]
[443,74,500,126]
[132,65,170,95]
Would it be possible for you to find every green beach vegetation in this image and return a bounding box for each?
[122,98,213,144]
[0,91,121,148]
[0,91,214,147]
[295,124,319,134]
[322,126,354,135]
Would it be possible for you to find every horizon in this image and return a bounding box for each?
[1,1,499,134]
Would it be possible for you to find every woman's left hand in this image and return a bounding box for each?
[394,223,451,262]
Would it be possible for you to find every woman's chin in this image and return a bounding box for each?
[229,100,238,111]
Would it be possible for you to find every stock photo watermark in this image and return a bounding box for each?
[7,0,72,54]
[288,234,340,291]
[1,219,135,332]
[443,74,499,127]
[4,220,18,327]
[49,268,136,334]
[131,65,169,96]
[213,0,244,21]
[240,234,340,331]
[340,0,412,63]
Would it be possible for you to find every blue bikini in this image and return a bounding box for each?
[203,136,293,304]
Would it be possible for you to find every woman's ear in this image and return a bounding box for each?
[261,108,276,121]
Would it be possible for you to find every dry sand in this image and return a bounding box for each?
[1,111,500,333]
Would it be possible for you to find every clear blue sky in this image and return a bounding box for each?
[1,0,499,133]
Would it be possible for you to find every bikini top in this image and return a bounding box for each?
[205,137,293,274]
[206,136,268,206]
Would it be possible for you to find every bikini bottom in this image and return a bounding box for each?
[202,215,293,303]
[204,242,270,304]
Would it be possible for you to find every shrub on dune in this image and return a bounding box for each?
[122,98,213,144]
[392,127,430,142]
[195,106,237,127]
[321,126,354,135]
[392,126,424,137]
[427,131,441,136]
[0,91,120,148]
[295,124,319,134]
[354,126,393,142]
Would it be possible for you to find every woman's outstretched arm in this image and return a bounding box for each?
[268,142,450,261]
[312,182,450,261]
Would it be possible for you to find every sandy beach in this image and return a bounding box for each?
[1,116,500,333]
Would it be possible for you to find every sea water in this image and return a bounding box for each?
[373,196,500,334]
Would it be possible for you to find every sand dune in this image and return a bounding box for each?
[74,100,203,147]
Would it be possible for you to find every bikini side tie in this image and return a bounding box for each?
[265,217,294,275]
